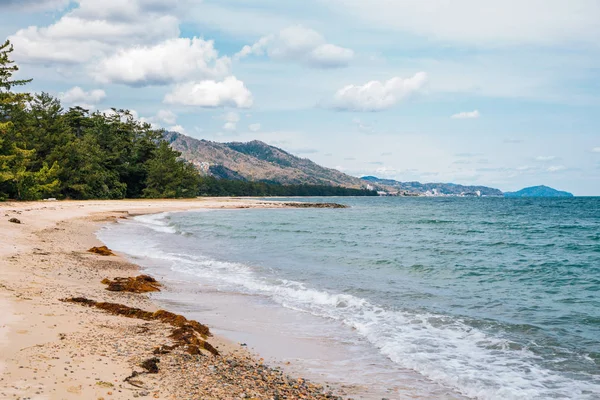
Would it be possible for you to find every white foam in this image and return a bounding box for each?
[133,212,177,234]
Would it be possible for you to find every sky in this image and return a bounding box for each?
[1,0,599,195]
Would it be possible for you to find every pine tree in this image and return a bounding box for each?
[0,40,33,198]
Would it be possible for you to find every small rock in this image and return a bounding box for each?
[8,218,21,224]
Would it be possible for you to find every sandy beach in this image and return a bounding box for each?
[0,199,345,400]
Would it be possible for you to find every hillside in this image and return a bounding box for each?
[163,131,368,188]
[361,176,503,196]
[504,185,573,197]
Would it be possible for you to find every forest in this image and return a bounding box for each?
[0,40,375,200]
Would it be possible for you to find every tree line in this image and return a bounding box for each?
[0,40,375,201]
[197,177,377,197]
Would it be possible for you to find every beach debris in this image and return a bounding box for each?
[8,217,21,224]
[170,325,220,356]
[61,297,218,357]
[140,357,160,373]
[101,275,161,293]
[88,246,115,256]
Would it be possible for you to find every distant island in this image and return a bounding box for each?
[504,185,574,198]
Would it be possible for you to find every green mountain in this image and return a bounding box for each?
[361,176,503,196]
[504,185,573,197]
[163,131,368,188]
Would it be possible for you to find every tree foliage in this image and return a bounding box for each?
[0,40,199,200]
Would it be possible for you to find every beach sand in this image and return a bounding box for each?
[0,199,347,400]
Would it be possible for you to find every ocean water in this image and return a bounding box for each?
[98,197,600,399]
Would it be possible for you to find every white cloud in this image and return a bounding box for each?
[248,123,261,132]
[58,86,106,105]
[9,0,180,64]
[222,111,240,131]
[235,25,354,68]
[164,77,253,108]
[168,124,186,134]
[592,147,600,153]
[535,155,557,161]
[155,109,177,125]
[332,72,427,111]
[451,110,480,119]
[94,37,231,86]
[139,109,178,129]
[547,165,566,172]
[324,0,600,46]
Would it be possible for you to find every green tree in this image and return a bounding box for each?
[143,141,199,198]
[0,40,33,199]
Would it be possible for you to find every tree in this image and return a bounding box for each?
[0,40,33,199]
[143,141,199,198]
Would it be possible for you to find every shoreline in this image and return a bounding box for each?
[0,199,350,399]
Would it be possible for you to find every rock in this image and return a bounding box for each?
[282,202,348,209]
[8,218,21,224]
[140,358,160,374]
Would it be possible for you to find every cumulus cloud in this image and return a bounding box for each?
[58,86,106,106]
[155,109,177,125]
[94,37,231,86]
[168,124,186,134]
[9,0,180,64]
[331,72,427,111]
[451,110,480,119]
[547,165,566,172]
[592,147,600,153]
[235,25,354,68]
[535,155,557,161]
[248,123,261,132]
[222,111,240,131]
[139,109,179,129]
[164,77,253,108]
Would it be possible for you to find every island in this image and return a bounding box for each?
[504,185,574,197]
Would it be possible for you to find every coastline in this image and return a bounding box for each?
[0,199,348,399]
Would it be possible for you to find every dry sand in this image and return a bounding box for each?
[0,199,346,400]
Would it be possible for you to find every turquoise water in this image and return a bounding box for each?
[99,197,600,399]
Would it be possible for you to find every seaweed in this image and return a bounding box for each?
[101,275,161,293]
[61,297,219,357]
[88,246,115,256]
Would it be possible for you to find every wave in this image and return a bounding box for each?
[133,213,178,234]
[102,234,600,399]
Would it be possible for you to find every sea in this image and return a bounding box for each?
[97,197,600,400]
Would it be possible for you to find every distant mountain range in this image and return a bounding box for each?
[164,131,573,197]
[361,176,503,196]
[504,185,573,197]
[163,131,367,188]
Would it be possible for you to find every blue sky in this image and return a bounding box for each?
[2,0,599,194]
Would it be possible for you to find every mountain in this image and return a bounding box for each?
[163,131,368,188]
[361,176,503,196]
[504,185,573,197]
